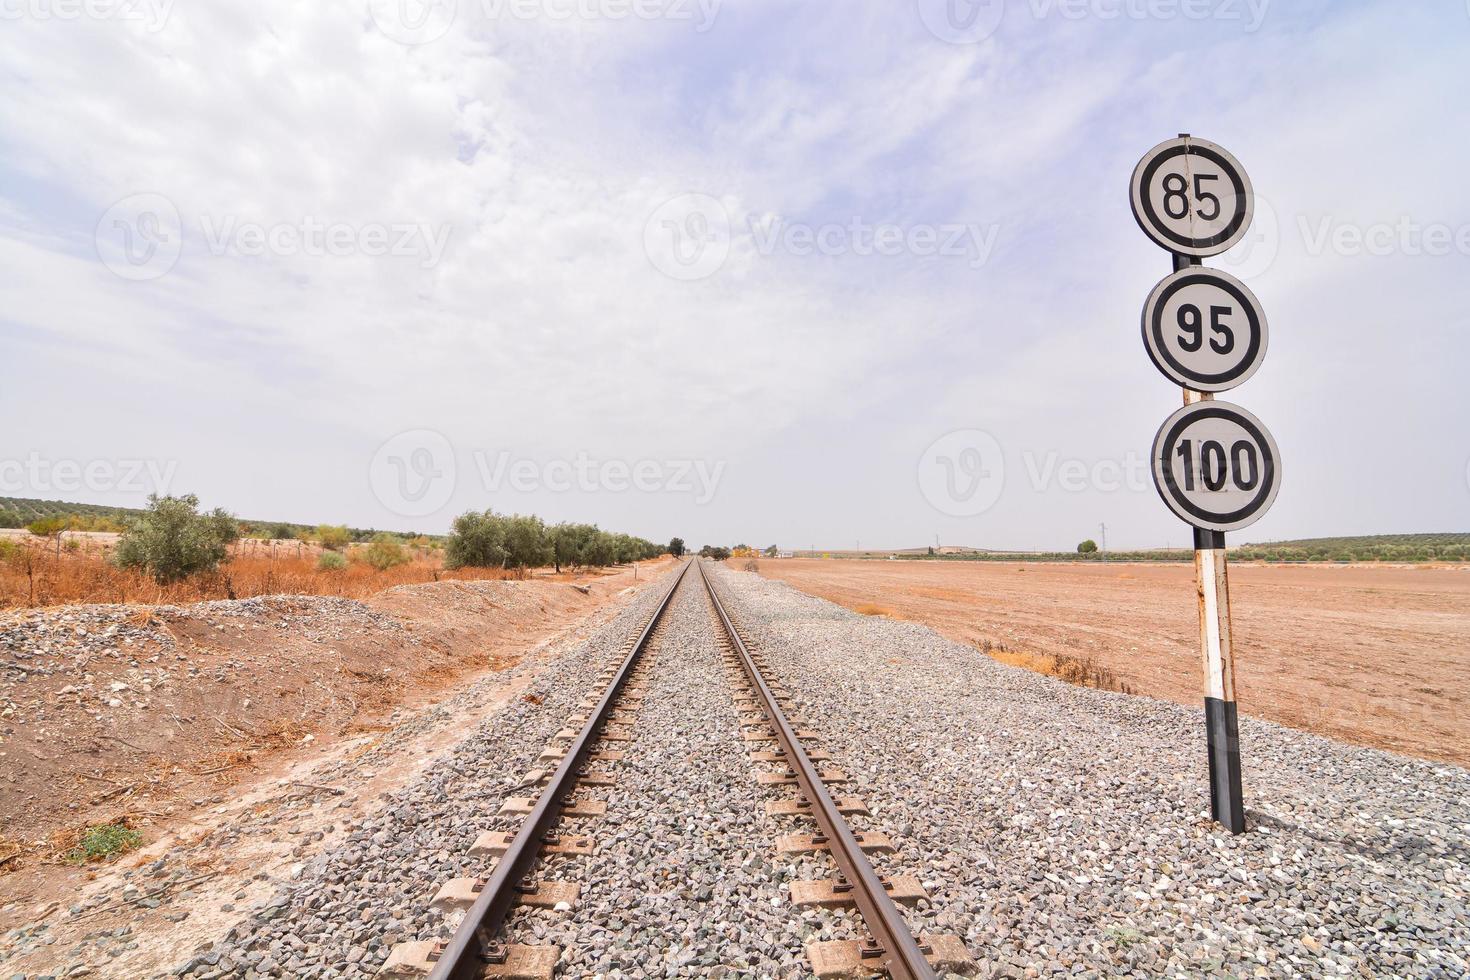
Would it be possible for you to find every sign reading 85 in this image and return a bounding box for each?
[1130,136,1254,257]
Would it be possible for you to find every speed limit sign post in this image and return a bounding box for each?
[1131,135,1281,835]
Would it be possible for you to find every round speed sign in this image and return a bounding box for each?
[1131,136,1253,256]
[1141,267,1268,392]
[1152,400,1281,532]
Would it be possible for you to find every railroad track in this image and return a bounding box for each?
[384,559,973,979]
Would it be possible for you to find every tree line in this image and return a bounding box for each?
[12,494,671,585]
[443,510,665,572]
[0,495,415,543]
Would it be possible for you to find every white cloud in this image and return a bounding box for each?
[1,0,1466,544]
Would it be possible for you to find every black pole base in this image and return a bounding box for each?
[1205,697,1246,834]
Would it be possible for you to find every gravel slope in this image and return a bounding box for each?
[709,563,1469,979]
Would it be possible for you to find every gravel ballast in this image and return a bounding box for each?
[496,569,799,975]
[708,563,1469,978]
[183,560,1465,978]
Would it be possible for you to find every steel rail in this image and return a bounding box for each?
[428,559,691,980]
[695,559,938,980]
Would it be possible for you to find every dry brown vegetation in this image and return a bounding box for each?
[849,599,1132,693]
[0,538,528,608]
[0,834,21,876]
[979,640,1135,695]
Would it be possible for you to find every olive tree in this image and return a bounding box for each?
[444,510,508,569]
[502,514,553,570]
[114,494,240,583]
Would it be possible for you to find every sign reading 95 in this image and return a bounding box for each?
[1131,136,1253,256]
[1141,267,1267,391]
[1152,401,1281,532]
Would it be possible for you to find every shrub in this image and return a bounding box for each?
[316,525,350,551]
[316,550,348,571]
[68,822,142,864]
[0,510,22,529]
[27,516,68,538]
[267,522,297,541]
[113,494,240,584]
[363,533,410,571]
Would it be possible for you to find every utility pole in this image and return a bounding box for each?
[1099,522,1108,552]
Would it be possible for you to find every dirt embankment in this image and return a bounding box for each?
[748,558,1470,767]
[0,560,671,857]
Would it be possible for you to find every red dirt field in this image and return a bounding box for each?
[747,558,1470,767]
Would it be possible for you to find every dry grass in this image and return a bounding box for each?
[794,586,1133,693]
[0,541,524,609]
[192,749,259,777]
[979,639,1135,695]
[0,834,21,876]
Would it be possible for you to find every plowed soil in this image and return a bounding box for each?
[748,559,1470,767]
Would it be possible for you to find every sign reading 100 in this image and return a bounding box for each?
[1152,401,1281,532]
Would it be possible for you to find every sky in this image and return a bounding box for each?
[1,0,1467,551]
